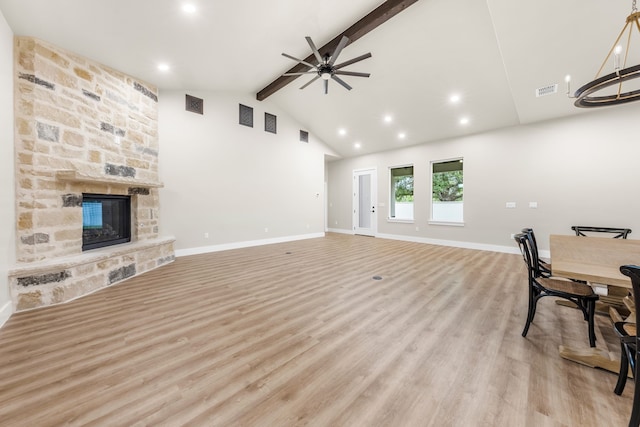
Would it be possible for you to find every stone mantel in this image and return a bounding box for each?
[56,170,164,189]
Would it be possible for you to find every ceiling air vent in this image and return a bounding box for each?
[535,84,558,97]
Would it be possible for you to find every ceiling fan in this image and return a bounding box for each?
[281,35,372,94]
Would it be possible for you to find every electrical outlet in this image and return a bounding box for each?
[204,232,209,239]
[510,233,515,239]
[264,227,269,233]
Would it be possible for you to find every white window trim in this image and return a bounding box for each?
[387,218,415,224]
[428,220,465,227]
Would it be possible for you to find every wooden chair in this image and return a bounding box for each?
[615,265,640,427]
[521,228,551,277]
[571,226,632,239]
[514,233,599,347]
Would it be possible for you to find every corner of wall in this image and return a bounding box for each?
[0,9,16,328]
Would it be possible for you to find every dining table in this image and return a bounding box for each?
[550,234,640,373]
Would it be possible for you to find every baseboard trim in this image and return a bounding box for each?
[326,228,354,235]
[376,232,522,255]
[175,232,326,257]
[176,230,531,258]
[0,301,12,329]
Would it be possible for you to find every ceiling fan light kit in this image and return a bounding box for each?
[281,35,372,94]
[573,0,640,107]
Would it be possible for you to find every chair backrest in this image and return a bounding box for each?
[522,228,538,250]
[514,233,539,279]
[621,265,640,427]
[620,265,640,328]
[521,227,541,256]
[571,226,632,239]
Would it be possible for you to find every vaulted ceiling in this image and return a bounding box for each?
[0,0,637,157]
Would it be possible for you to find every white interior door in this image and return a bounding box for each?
[353,168,377,236]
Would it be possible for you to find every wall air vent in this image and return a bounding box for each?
[185,94,204,114]
[535,84,558,97]
[265,113,277,134]
[239,104,253,127]
[300,130,309,143]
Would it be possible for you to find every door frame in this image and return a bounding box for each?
[352,168,377,236]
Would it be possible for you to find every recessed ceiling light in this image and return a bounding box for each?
[338,128,347,136]
[449,93,461,103]
[398,132,406,140]
[459,117,470,125]
[182,3,197,14]
[383,115,393,124]
[157,63,170,72]
[354,142,362,149]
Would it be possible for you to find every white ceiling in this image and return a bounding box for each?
[1,0,638,157]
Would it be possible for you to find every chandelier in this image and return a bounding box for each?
[572,0,640,107]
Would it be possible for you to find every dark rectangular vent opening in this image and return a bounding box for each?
[82,194,131,251]
[185,94,204,114]
[239,104,253,127]
[265,113,277,134]
[300,130,309,143]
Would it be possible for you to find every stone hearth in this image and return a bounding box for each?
[9,37,175,311]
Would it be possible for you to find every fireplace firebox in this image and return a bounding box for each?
[82,194,131,251]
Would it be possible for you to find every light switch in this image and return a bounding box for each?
[506,202,516,208]
[529,202,538,208]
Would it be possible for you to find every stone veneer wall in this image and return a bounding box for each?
[10,37,175,311]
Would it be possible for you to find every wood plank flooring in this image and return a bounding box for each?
[0,233,634,426]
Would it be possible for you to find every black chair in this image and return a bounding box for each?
[514,233,599,347]
[571,226,632,239]
[614,321,636,394]
[614,265,640,427]
[521,228,551,277]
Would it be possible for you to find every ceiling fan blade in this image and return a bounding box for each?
[334,52,372,70]
[283,71,318,76]
[328,36,349,66]
[324,79,329,94]
[334,71,370,78]
[300,75,320,90]
[331,75,352,91]
[281,53,317,69]
[305,36,324,64]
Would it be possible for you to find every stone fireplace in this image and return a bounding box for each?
[9,37,175,311]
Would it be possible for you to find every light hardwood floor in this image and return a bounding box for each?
[0,233,634,426]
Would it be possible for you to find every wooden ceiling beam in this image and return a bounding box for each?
[256,0,420,101]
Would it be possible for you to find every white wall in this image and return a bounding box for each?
[158,90,337,254]
[0,10,15,326]
[328,104,640,253]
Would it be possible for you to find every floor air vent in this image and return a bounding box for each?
[536,84,558,97]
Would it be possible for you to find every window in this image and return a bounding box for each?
[431,158,463,223]
[389,165,414,220]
